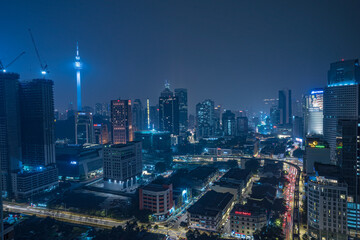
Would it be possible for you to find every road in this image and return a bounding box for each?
[3,203,127,229]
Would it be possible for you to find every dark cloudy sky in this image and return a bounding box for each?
[2,0,360,114]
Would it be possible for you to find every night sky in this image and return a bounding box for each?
[2,0,360,114]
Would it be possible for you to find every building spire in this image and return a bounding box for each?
[75,42,82,111]
[165,80,170,90]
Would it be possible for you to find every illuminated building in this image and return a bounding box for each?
[236,116,248,139]
[56,143,103,180]
[103,142,142,189]
[159,82,179,135]
[292,116,304,139]
[20,79,56,167]
[132,99,144,131]
[303,137,330,174]
[93,123,109,144]
[134,130,171,154]
[307,163,348,240]
[324,59,360,163]
[94,103,110,117]
[74,42,82,111]
[214,105,223,136]
[187,190,234,231]
[229,204,267,238]
[278,89,292,125]
[222,110,236,137]
[75,111,94,145]
[175,88,188,134]
[111,99,133,144]
[304,89,324,136]
[139,183,174,220]
[196,99,215,139]
[0,72,22,195]
[337,120,360,237]
[145,98,150,129]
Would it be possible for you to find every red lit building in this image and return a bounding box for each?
[139,183,174,220]
[229,204,267,238]
[111,99,133,144]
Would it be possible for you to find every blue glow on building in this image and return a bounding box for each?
[328,81,357,87]
[75,42,82,111]
[310,90,324,95]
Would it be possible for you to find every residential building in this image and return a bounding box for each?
[175,88,188,134]
[196,99,215,139]
[111,99,133,144]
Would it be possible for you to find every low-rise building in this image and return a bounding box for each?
[307,163,348,240]
[187,190,234,231]
[139,183,173,220]
[229,204,267,238]
[56,143,103,180]
[12,165,58,199]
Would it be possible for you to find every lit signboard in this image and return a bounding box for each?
[235,211,251,216]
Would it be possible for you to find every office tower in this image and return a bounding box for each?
[0,72,22,195]
[324,59,360,163]
[236,116,248,139]
[111,99,133,144]
[270,106,280,127]
[214,105,223,136]
[75,43,82,111]
[292,99,302,117]
[159,82,179,135]
[292,116,304,139]
[132,99,144,131]
[307,163,348,239]
[93,123,109,144]
[144,99,150,129]
[174,88,188,134]
[196,99,215,139]
[303,137,330,174]
[103,141,142,188]
[75,112,94,145]
[20,79,56,166]
[188,114,195,130]
[278,89,292,125]
[304,89,324,136]
[222,110,236,136]
[149,105,159,130]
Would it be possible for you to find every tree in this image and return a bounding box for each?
[254,224,285,240]
[154,225,159,230]
[155,161,167,173]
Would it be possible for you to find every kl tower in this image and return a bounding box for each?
[75,42,82,111]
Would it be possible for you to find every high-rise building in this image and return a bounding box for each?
[214,105,223,136]
[324,59,360,163]
[94,103,110,117]
[93,123,109,144]
[159,82,179,135]
[19,79,56,166]
[236,116,248,139]
[149,105,159,130]
[337,120,360,236]
[0,72,22,194]
[292,116,304,139]
[278,89,292,125]
[196,99,215,139]
[103,141,142,188]
[222,110,236,136]
[132,99,144,132]
[175,88,188,134]
[304,89,324,136]
[111,99,133,144]
[307,163,348,240]
[75,112,94,145]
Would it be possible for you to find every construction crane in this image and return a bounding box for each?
[28,29,49,76]
[0,51,26,73]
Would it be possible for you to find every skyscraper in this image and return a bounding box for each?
[0,72,21,195]
[222,110,236,136]
[304,89,324,136]
[196,99,215,139]
[19,79,56,166]
[324,59,360,163]
[278,89,292,125]
[236,116,248,139]
[75,112,94,145]
[159,82,179,135]
[75,42,82,111]
[132,99,144,132]
[111,99,133,144]
[175,88,188,134]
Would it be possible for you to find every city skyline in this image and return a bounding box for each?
[2,1,360,113]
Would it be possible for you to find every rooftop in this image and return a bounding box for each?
[187,190,233,217]
[141,183,172,192]
[222,168,251,181]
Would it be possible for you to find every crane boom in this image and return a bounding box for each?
[5,51,25,69]
[28,29,48,75]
